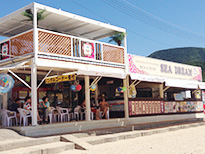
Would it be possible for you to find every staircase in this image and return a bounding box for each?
[0,135,75,154]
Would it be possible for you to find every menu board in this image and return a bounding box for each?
[129,100,203,116]
[107,100,124,112]
[129,101,164,116]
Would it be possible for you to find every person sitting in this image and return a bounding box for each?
[24,96,42,122]
[82,99,100,120]
[40,96,51,123]
[9,98,20,119]
[9,98,20,113]
[99,96,109,119]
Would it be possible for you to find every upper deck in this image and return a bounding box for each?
[0,3,126,68]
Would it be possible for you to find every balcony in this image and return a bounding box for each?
[1,29,125,68]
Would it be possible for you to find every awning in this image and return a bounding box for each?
[199,82,205,90]
[165,78,199,89]
[0,60,30,71]
[130,73,164,83]
[77,66,126,79]
[37,58,126,79]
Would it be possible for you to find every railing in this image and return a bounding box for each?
[1,29,125,67]
[10,31,33,57]
[38,29,125,65]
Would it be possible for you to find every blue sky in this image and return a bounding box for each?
[1,0,205,56]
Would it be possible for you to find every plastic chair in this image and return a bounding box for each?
[99,107,109,119]
[68,108,73,120]
[56,107,70,122]
[18,108,31,126]
[74,107,80,121]
[48,107,58,124]
[0,109,7,127]
[80,110,94,120]
[0,109,17,127]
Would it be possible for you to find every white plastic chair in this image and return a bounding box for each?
[56,107,70,122]
[74,107,80,121]
[0,109,17,127]
[18,108,31,126]
[0,109,7,127]
[80,110,94,120]
[68,108,73,120]
[99,107,109,119]
[48,107,58,124]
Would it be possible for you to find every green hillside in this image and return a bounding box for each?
[148,47,205,81]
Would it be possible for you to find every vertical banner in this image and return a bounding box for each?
[0,41,10,60]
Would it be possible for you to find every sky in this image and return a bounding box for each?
[1,0,205,56]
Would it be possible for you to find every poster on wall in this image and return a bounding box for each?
[196,101,203,111]
[202,91,205,102]
[195,90,201,99]
[0,41,10,60]
[81,41,95,59]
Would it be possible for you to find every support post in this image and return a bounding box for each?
[159,83,164,98]
[85,76,90,121]
[31,59,38,126]
[95,84,98,106]
[123,76,129,119]
[2,93,8,109]
[31,3,38,126]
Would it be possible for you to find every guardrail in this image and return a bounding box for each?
[0,29,125,67]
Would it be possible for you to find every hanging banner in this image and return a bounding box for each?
[128,54,202,81]
[0,41,10,60]
[81,41,95,59]
[45,74,76,84]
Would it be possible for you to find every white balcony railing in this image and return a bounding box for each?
[1,29,125,67]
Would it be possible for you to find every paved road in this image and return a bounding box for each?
[69,125,205,154]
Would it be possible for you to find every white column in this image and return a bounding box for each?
[2,93,8,109]
[31,4,38,126]
[33,3,38,64]
[85,76,90,121]
[31,59,38,125]
[123,76,129,119]
[95,84,98,106]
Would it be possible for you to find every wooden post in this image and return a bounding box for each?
[2,93,8,109]
[123,76,129,119]
[85,76,90,121]
[95,84,99,106]
[159,83,164,98]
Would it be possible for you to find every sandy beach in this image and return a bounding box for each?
[69,125,205,154]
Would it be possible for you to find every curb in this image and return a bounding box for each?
[83,122,205,145]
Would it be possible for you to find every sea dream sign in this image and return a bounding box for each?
[0,73,14,94]
[81,42,95,59]
[128,54,203,81]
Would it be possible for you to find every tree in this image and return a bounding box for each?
[109,31,126,46]
[22,9,47,25]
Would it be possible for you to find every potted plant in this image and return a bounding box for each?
[22,9,47,25]
[109,31,126,46]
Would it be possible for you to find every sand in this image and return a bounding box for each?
[70,125,205,154]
